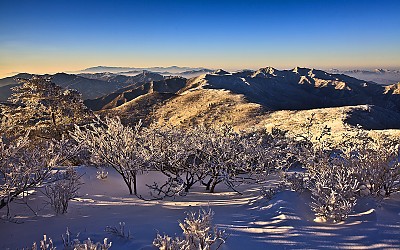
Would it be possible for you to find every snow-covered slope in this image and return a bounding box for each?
[0,166,398,249]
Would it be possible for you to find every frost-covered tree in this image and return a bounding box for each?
[143,126,206,197]
[71,117,144,195]
[293,115,400,222]
[144,125,290,196]
[190,125,245,193]
[0,133,80,216]
[342,132,400,197]
[0,76,91,138]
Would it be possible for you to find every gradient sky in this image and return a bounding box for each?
[1,0,399,78]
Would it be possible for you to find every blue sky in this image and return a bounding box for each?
[0,0,399,77]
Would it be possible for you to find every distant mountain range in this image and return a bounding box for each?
[75,66,213,75]
[0,71,166,101]
[87,67,400,129]
[73,66,400,85]
[1,67,400,130]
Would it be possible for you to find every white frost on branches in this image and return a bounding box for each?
[154,208,226,250]
[71,117,144,195]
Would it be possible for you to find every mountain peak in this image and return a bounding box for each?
[251,67,277,78]
[211,69,230,75]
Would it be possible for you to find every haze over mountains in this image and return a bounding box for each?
[327,69,400,85]
[1,66,400,131]
[73,66,214,78]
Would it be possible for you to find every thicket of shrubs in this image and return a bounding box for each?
[2,111,399,223]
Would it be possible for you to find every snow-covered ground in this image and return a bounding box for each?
[1,166,399,249]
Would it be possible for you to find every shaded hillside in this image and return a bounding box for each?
[0,84,17,102]
[0,73,33,87]
[0,73,120,100]
[0,73,33,102]
[0,71,166,101]
[100,92,178,126]
[85,77,186,111]
[84,82,153,111]
[344,105,400,130]
[49,73,123,99]
[182,67,399,111]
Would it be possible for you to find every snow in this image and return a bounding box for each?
[240,77,251,86]
[1,166,399,249]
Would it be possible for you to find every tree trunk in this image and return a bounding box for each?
[121,175,133,195]
[210,176,219,193]
[210,181,217,193]
[202,179,212,191]
[133,173,137,195]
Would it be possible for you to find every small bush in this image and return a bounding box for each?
[154,208,226,250]
[43,167,82,214]
[283,172,308,193]
[25,235,55,250]
[96,167,109,180]
[309,162,359,222]
[73,238,112,250]
[105,222,131,239]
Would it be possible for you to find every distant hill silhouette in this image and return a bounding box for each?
[0,71,165,101]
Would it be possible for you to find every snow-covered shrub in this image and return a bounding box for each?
[154,208,226,250]
[283,172,308,193]
[153,234,186,250]
[96,167,108,180]
[29,235,55,250]
[25,228,112,250]
[294,118,360,222]
[73,238,112,250]
[355,143,400,197]
[308,157,359,222]
[62,227,80,249]
[63,227,112,250]
[260,186,282,201]
[43,167,82,214]
[335,131,400,198]
[105,221,131,239]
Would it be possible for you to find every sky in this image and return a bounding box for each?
[0,0,399,78]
